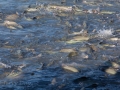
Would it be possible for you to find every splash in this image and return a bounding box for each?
[97,28,113,38]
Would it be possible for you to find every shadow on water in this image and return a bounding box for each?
[0,0,120,90]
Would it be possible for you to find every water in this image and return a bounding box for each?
[0,0,120,90]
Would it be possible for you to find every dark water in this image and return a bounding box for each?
[0,0,120,90]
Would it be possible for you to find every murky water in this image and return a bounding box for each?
[0,0,120,90]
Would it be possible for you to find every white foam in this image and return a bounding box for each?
[0,62,11,68]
